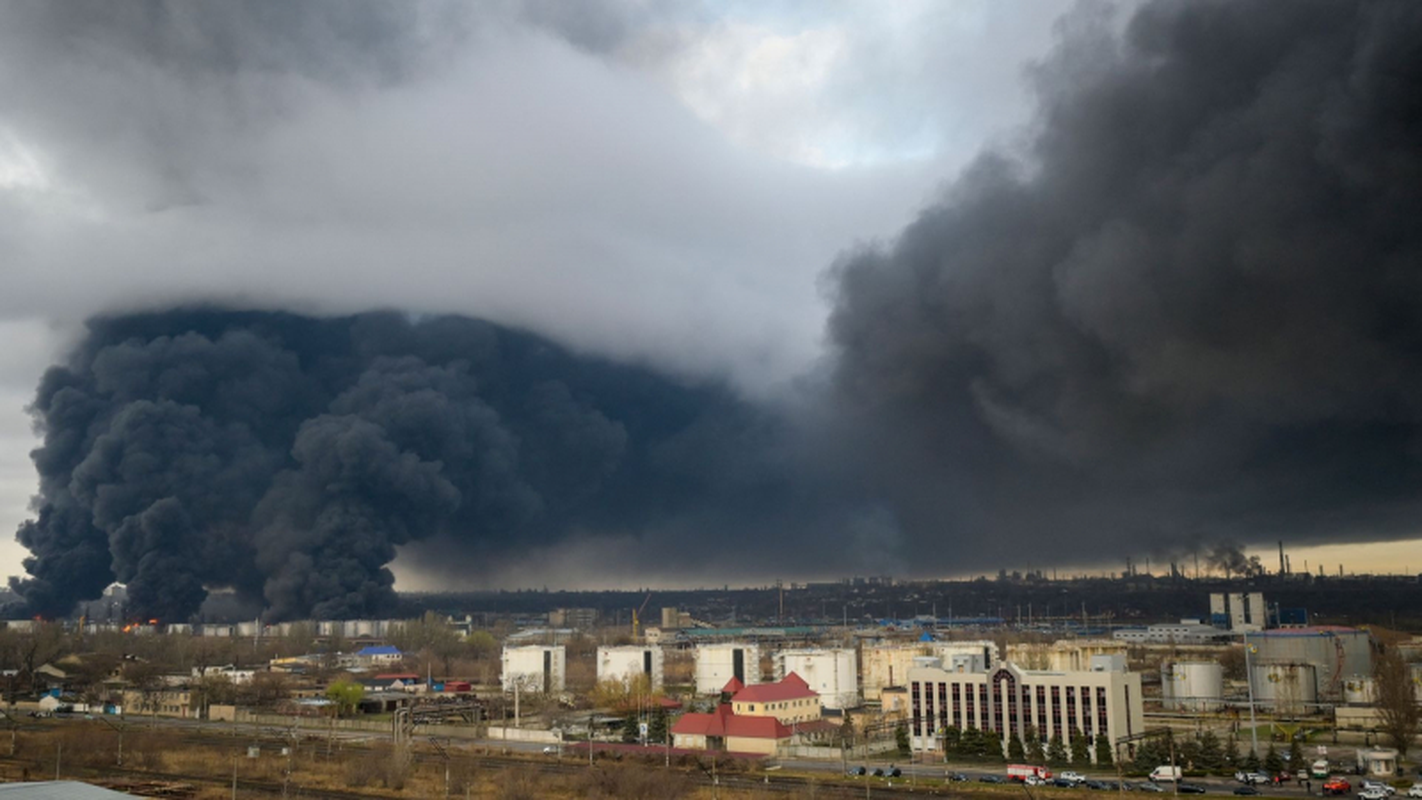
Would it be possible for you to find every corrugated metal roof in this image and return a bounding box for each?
[0,782,133,798]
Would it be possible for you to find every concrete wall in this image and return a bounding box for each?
[486,726,560,743]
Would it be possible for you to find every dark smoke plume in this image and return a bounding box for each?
[826,0,1422,563]
[1203,542,1263,579]
[12,1,1422,618]
[12,310,825,621]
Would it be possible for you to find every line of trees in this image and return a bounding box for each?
[935,724,1113,766]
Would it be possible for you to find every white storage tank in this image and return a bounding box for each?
[1163,661,1224,711]
[597,646,665,690]
[773,648,859,710]
[694,643,761,694]
[501,644,566,693]
[1343,675,1376,705]
[862,643,927,701]
[1251,663,1317,714]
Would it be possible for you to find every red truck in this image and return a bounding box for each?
[1323,778,1352,796]
[1008,765,1053,782]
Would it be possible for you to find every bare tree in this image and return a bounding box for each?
[1373,647,1420,757]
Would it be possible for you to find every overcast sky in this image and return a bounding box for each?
[1,0,1413,592]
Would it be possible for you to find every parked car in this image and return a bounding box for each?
[980,775,1006,784]
[1237,772,1272,785]
[1360,788,1390,800]
[947,772,969,782]
[1053,778,1079,788]
[1061,771,1088,784]
[848,766,867,777]
[541,745,558,755]
[1234,787,1263,796]
[1324,778,1353,796]
[1026,775,1048,786]
[1361,781,1395,796]
[1137,782,1166,793]
[888,767,902,778]
[872,767,885,777]
[1086,780,1111,790]
[1177,783,1207,794]
[1405,785,1422,799]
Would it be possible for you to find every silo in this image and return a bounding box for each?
[1342,675,1376,705]
[1251,663,1317,714]
[1169,661,1224,711]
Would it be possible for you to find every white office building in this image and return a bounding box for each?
[908,657,1144,763]
[1112,620,1229,645]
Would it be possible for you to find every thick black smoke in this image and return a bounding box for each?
[13,1,1422,617]
[827,1,1422,564]
[12,310,827,621]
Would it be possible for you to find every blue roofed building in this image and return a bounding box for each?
[354,645,403,667]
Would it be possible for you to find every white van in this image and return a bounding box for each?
[1150,766,1183,783]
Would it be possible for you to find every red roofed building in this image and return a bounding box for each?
[671,672,826,756]
[730,672,820,724]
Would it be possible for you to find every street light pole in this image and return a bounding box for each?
[1243,632,1259,760]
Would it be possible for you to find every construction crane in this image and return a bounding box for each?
[632,592,652,641]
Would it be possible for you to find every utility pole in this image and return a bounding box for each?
[1171,737,1178,799]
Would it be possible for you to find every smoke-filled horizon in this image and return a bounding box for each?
[13,309,870,621]
[7,0,1422,620]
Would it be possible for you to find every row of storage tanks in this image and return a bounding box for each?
[500,643,862,709]
[503,639,1117,710]
[1162,661,1328,714]
[1161,627,1416,713]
